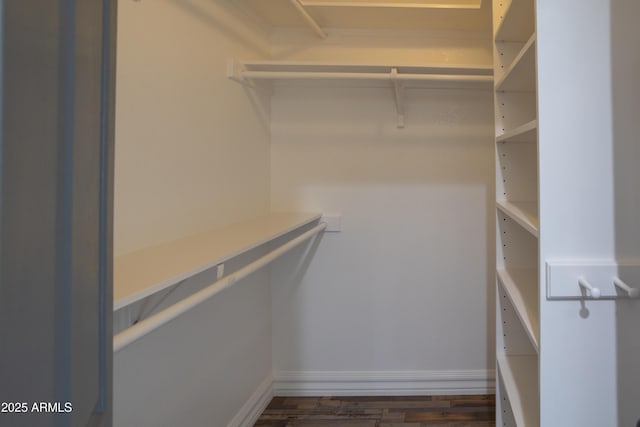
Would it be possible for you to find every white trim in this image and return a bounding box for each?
[227,374,274,427]
[273,370,495,396]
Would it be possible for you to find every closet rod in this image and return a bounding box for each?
[113,222,327,352]
[240,70,493,83]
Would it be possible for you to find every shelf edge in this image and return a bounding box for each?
[495,34,536,92]
[496,201,539,238]
[496,119,538,143]
[497,268,539,352]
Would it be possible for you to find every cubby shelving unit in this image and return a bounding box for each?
[493,0,539,425]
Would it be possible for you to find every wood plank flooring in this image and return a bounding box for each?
[254,395,495,426]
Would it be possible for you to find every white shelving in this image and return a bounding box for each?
[494,0,535,42]
[497,268,538,350]
[229,60,493,90]
[114,212,321,310]
[497,355,540,427]
[496,200,538,237]
[495,35,536,92]
[228,60,493,128]
[496,119,537,143]
[494,0,538,425]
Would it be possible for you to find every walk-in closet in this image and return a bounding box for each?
[110,1,640,426]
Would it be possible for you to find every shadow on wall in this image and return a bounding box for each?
[269,223,325,374]
[165,0,273,130]
[270,220,326,295]
[611,1,640,425]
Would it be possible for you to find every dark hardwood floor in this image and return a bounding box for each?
[254,395,496,426]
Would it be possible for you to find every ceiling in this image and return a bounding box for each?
[235,0,491,33]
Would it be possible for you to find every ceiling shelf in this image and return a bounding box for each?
[300,0,482,9]
[238,0,492,32]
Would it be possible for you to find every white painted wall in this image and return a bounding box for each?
[113,267,271,427]
[114,0,270,256]
[269,83,496,392]
[113,1,272,426]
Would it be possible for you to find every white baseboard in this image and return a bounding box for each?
[227,374,274,427]
[226,369,494,425]
[273,370,495,396]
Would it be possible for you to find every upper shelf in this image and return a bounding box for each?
[229,60,493,89]
[240,0,492,33]
[494,0,535,42]
[114,212,322,310]
[228,60,493,128]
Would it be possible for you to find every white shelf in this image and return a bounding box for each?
[229,60,493,128]
[494,0,538,424]
[497,268,538,351]
[496,34,536,92]
[237,60,493,76]
[114,212,322,310]
[497,355,539,427]
[230,61,493,90]
[497,119,537,143]
[497,200,538,237]
[494,0,535,42]
[231,60,493,88]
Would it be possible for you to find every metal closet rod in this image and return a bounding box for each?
[239,70,493,83]
[113,222,327,352]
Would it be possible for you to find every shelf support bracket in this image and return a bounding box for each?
[226,59,254,88]
[289,0,328,39]
[390,68,405,129]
